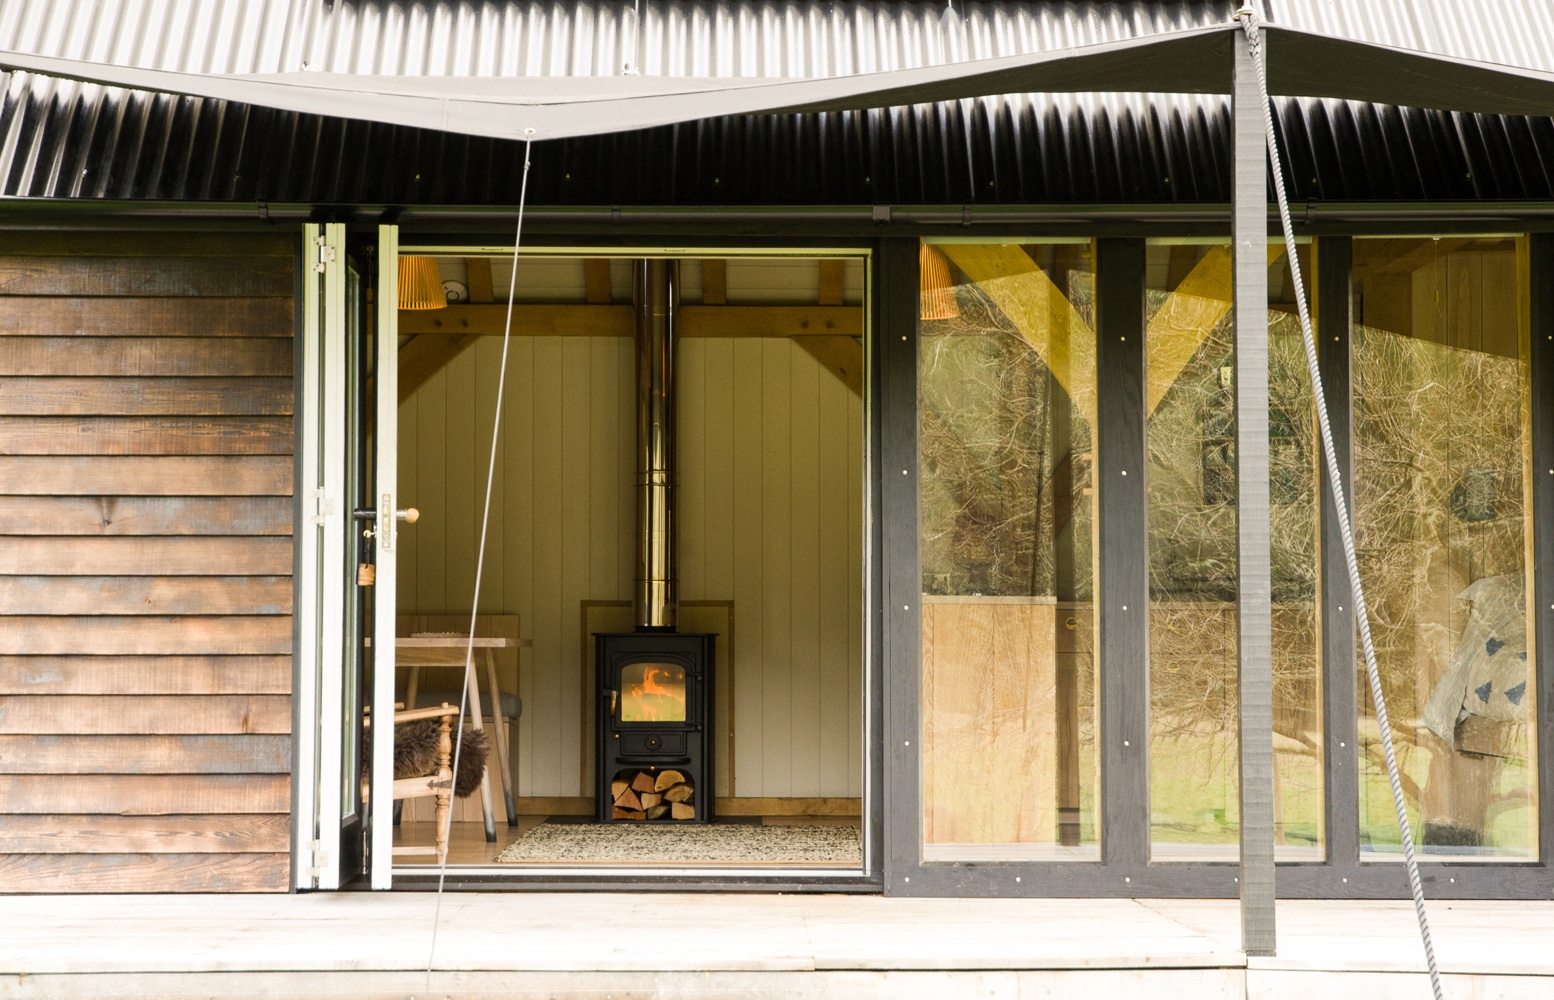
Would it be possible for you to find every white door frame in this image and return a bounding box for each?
[295,221,350,890]
[369,225,400,889]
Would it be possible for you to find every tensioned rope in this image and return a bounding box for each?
[1237,9,1445,999]
[424,129,538,988]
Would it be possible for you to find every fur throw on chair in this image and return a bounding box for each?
[393,720,491,798]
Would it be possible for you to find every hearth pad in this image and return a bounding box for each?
[492,821,861,865]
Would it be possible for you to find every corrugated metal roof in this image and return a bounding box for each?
[0,0,1550,206]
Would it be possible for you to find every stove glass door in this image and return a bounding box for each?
[619,661,688,723]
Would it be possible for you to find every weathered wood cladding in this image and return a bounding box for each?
[0,232,295,893]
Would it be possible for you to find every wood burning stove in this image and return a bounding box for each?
[593,258,715,823]
[595,631,715,822]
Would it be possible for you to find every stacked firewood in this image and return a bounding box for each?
[610,769,696,820]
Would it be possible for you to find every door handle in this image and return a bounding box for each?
[376,495,419,552]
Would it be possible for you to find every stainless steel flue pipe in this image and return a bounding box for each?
[632,259,678,630]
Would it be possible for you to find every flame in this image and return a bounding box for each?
[621,663,686,723]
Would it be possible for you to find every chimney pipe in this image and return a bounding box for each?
[633,259,678,630]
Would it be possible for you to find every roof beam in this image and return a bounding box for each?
[398,304,861,339]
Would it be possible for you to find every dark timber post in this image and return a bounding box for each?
[1233,33,1277,954]
[1316,237,1361,877]
[1094,238,1148,871]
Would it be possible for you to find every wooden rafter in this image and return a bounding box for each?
[399,303,862,339]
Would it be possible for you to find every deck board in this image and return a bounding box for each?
[2,895,1553,1000]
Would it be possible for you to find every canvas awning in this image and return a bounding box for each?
[1,22,1552,142]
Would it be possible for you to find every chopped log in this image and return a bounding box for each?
[639,792,662,809]
[623,808,646,821]
[614,787,642,811]
[671,802,695,820]
[663,784,694,803]
[654,770,686,792]
[631,771,657,794]
[611,779,628,800]
[611,806,630,820]
[646,804,669,820]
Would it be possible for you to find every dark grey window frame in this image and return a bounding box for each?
[881,232,1554,899]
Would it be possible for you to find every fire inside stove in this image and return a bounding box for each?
[619,662,687,723]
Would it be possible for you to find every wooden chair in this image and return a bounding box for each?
[389,703,458,865]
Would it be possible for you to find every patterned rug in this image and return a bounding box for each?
[493,821,861,865]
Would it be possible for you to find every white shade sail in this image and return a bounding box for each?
[0,22,1552,142]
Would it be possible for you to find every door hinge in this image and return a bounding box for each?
[313,236,337,272]
[312,488,337,526]
[306,838,330,879]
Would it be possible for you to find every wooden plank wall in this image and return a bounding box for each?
[398,335,863,799]
[0,232,295,893]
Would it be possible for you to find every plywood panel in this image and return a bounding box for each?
[0,656,291,694]
[730,339,766,793]
[0,853,290,893]
[0,337,293,376]
[528,337,565,795]
[0,577,292,616]
[0,377,293,416]
[0,695,292,734]
[0,296,293,337]
[0,814,289,852]
[760,337,793,797]
[0,496,292,535]
[0,256,293,296]
[0,456,292,494]
[0,537,293,575]
[0,617,292,656]
[0,416,294,455]
[0,735,290,773]
[0,774,290,813]
[922,599,1059,845]
[788,344,822,794]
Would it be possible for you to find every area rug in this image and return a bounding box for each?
[494,822,861,865]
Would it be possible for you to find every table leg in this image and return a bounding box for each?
[485,649,518,826]
[463,661,497,842]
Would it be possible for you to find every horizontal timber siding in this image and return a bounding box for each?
[0,232,295,893]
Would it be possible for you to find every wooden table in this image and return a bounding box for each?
[396,637,520,836]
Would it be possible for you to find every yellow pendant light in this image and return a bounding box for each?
[398,255,447,310]
[919,243,959,321]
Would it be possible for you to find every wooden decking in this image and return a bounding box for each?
[3,894,1552,997]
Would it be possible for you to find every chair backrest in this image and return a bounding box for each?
[395,613,522,697]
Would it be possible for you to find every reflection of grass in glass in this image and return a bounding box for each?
[1150,728,1324,846]
[1359,744,1534,855]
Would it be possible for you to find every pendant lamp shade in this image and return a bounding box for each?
[919,244,959,321]
[398,255,447,310]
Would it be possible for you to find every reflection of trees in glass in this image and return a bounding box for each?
[1353,324,1532,853]
[1145,296,1322,848]
[919,277,1093,598]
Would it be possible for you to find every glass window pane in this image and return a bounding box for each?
[1144,242,1325,861]
[918,240,1100,861]
[620,662,687,723]
[1352,236,1537,860]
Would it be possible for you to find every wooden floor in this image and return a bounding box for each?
[394,816,862,866]
[4,895,1552,998]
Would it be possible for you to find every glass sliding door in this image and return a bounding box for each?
[917,240,1100,861]
[1351,237,1537,860]
[1142,241,1324,861]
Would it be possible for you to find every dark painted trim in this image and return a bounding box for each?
[866,244,888,881]
[1316,236,1359,869]
[1094,237,1150,869]
[1531,234,1554,869]
[877,238,923,895]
